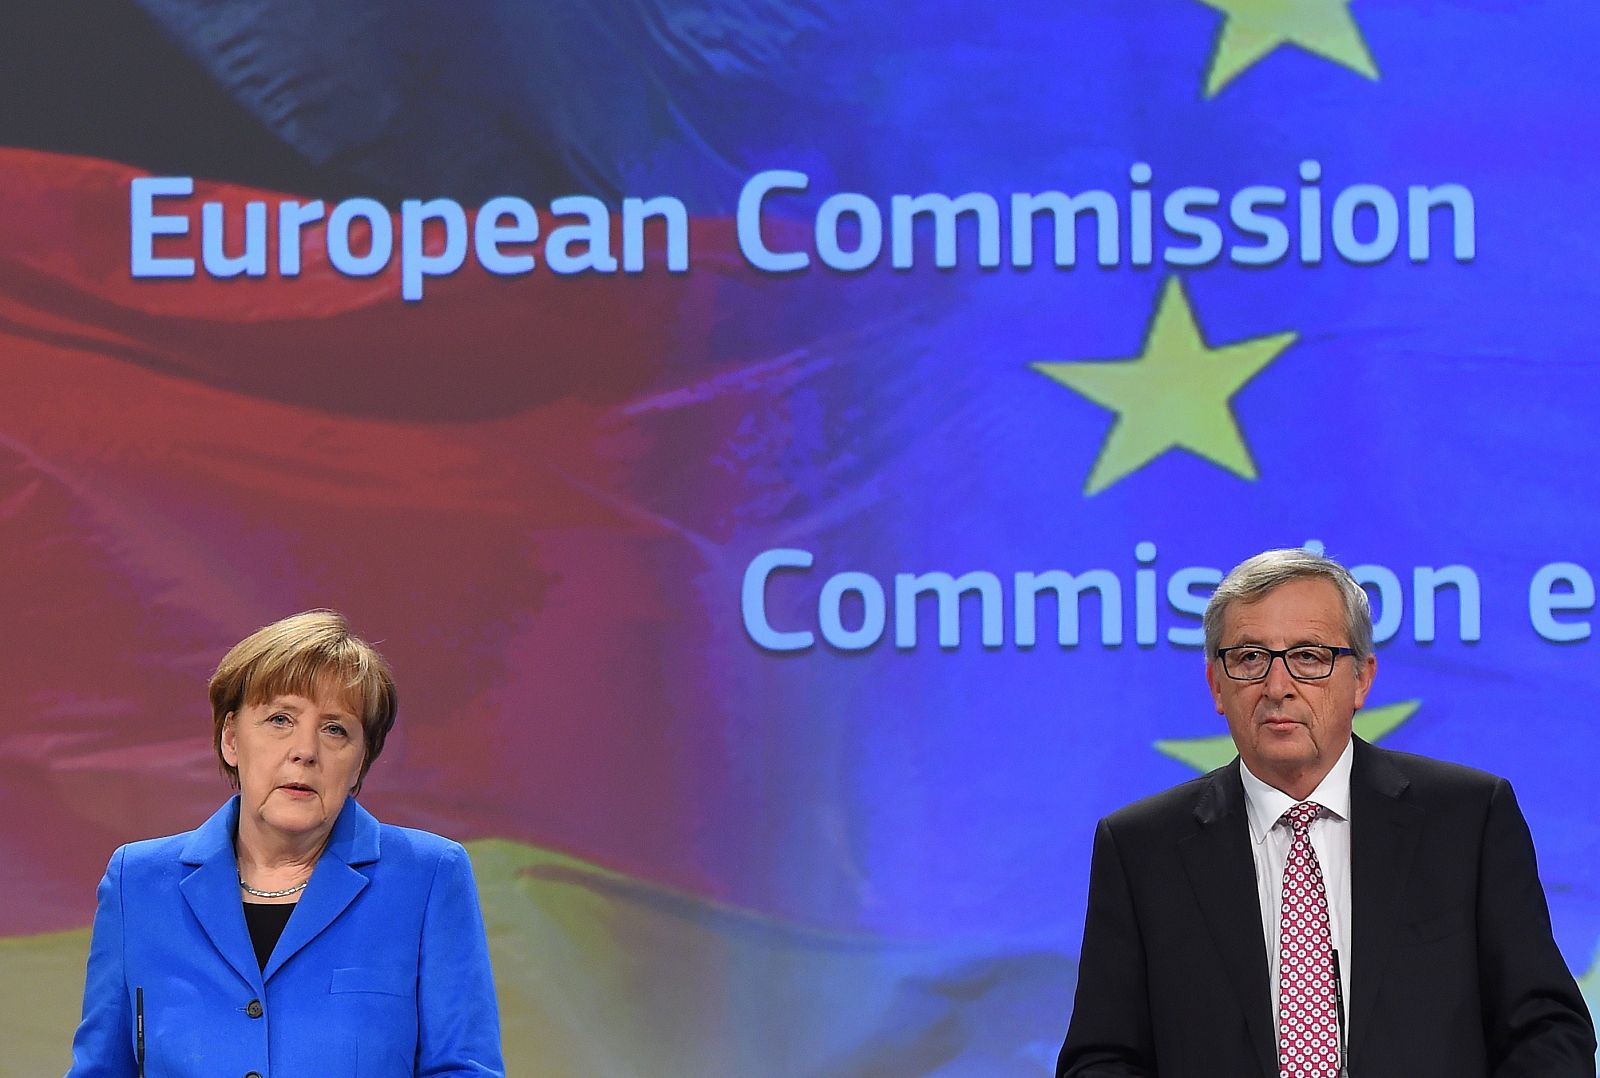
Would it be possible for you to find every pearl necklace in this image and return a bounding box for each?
[238,873,309,899]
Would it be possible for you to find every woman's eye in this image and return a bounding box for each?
[323,723,348,738]
[268,712,292,726]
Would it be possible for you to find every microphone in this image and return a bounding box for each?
[136,985,146,1078]
[1331,949,1350,1078]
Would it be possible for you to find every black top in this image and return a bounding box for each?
[241,901,296,971]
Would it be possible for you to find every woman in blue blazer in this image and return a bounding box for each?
[67,611,504,1077]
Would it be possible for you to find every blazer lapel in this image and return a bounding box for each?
[261,798,381,983]
[179,797,264,994]
[1179,763,1276,1078]
[1347,738,1423,1061]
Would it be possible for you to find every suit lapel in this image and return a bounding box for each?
[179,797,264,994]
[1179,764,1276,1078]
[262,798,380,983]
[1347,738,1422,1061]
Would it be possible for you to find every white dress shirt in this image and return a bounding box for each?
[1239,737,1354,1042]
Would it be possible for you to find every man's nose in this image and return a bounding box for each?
[1262,654,1298,697]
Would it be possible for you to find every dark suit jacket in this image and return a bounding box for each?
[1058,738,1595,1077]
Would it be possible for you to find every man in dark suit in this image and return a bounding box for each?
[1058,548,1595,1078]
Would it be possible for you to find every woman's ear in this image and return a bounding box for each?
[220,711,239,767]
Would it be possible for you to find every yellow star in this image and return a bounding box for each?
[1577,940,1600,1025]
[1198,0,1379,97]
[1033,277,1296,496]
[1154,699,1421,773]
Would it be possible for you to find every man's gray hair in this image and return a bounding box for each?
[1203,548,1374,662]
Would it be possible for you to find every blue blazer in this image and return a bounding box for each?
[68,796,504,1077]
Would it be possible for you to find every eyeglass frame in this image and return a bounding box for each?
[1213,644,1357,682]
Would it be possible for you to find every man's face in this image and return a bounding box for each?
[1206,577,1377,797]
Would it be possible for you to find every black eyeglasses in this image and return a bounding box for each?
[1215,645,1355,682]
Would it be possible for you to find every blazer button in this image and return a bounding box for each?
[245,999,263,1018]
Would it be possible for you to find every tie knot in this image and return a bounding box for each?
[1281,800,1321,834]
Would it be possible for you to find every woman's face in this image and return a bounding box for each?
[221,687,366,848]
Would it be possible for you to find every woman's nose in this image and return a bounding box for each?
[288,725,318,763]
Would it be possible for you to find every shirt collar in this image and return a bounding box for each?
[1240,736,1354,844]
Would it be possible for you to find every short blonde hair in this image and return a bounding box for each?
[208,610,397,793]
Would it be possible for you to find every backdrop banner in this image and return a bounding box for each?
[2,2,1598,1074]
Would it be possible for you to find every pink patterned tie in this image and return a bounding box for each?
[1277,801,1340,1078]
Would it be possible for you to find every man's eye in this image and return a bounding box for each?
[1234,648,1265,663]
[1287,647,1321,663]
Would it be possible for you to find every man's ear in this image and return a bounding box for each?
[1352,652,1378,710]
[220,712,239,767]
[1204,658,1226,715]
